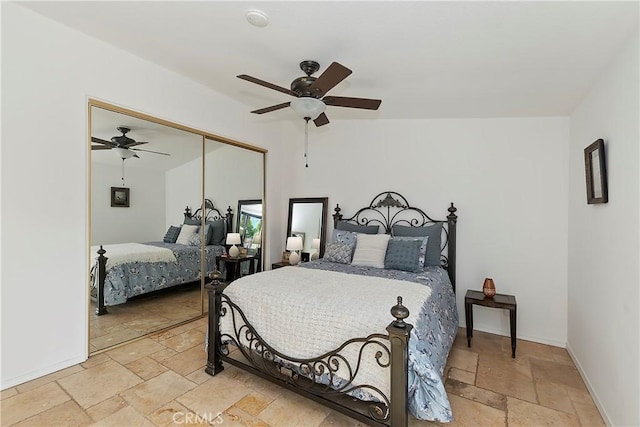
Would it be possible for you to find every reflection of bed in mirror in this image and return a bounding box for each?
[91,200,233,315]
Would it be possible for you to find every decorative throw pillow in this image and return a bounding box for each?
[183,217,200,226]
[392,223,442,266]
[384,238,424,273]
[351,233,390,268]
[207,219,226,245]
[188,233,202,246]
[163,225,181,243]
[331,229,357,249]
[176,224,199,245]
[324,242,354,264]
[336,220,379,235]
[393,236,429,270]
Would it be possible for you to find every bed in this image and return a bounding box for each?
[91,199,233,315]
[206,192,458,426]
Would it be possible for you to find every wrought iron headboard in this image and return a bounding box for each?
[333,191,458,292]
[184,198,234,234]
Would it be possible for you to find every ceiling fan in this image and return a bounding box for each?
[238,60,382,127]
[91,126,170,159]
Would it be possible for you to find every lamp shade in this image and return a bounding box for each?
[290,97,326,120]
[311,238,320,250]
[226,233,241,245]
[286,236,303,251]
[253,232,261,245]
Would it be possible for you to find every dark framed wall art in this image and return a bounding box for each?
[111,187,130,207]
[584,139,608,204]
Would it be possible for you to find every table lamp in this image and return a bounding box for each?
[286,236,303,265]
[310,238,321,260]
[226,233,241,257]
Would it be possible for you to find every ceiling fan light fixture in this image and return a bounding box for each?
[290,97,325,120]
[114,147,134,160]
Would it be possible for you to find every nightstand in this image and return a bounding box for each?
[271,261,291,270]
[464,289,517,358]
[216,255,258,282]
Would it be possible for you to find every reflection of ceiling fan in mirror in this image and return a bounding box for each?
[91,126,170,159]
[238,60,382,126]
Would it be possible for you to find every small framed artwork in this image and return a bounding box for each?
[111,187,130,207]
[282,251,291,262]
[584,139,608,204]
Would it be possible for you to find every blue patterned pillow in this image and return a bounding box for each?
[392,223,442,266]
[384,238,424,272]
[188,233,202,246]
[332,229,357,249]
[324,242,354,264]
[393,236,428,270]
[163,225,181,243]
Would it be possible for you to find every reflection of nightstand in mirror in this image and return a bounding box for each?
[271,262,290,270]
[301,252,310,262]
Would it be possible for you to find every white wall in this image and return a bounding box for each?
[290,117,570,346]
[165,143,263,230]
[567,30,639,427]
[1,3,285,389]
[165,156,203,228]
[91,163,166,245]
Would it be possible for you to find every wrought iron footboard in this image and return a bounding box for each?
[206,281,413,427]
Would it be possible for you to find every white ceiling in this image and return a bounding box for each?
[91,106,206,171]
[23,1,639,124]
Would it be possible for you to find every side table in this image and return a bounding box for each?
[464,289,517,358]
[216,255,258,282]
[271,261,290,270]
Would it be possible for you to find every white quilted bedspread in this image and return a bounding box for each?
[220,266,431,399]
[91,243,177,270]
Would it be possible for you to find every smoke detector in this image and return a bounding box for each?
[246,9,268,27]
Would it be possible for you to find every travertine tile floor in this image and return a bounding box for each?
[2,320,605,426]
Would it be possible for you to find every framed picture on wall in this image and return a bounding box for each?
[584,139,608,204]
[111,187,130,207]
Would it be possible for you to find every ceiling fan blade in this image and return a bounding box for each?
[125,141,148,147]
[322,96,382,110]
[313,113,330,127]
[309,62,352,97]
[250,102,291,115]
[237,75,298,97]
[130,147,170,156]
[91,136,117,147]
[91,145,111,150]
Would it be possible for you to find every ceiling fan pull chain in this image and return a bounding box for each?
[304,117,309,168]
[121,158,125,187]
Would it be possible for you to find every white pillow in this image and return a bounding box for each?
[176,224,199,245]
[351,233,390,268]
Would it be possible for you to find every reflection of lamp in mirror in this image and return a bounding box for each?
[310,238,320,260]
[253,231,261,247]
[227,233,241,257]
[286,236,303,265]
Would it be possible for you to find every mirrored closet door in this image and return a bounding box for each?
[89,101,265,354]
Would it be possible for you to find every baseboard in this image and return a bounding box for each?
[1,355,86,390]
[465,322,566,348]
[565,343,612,427]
